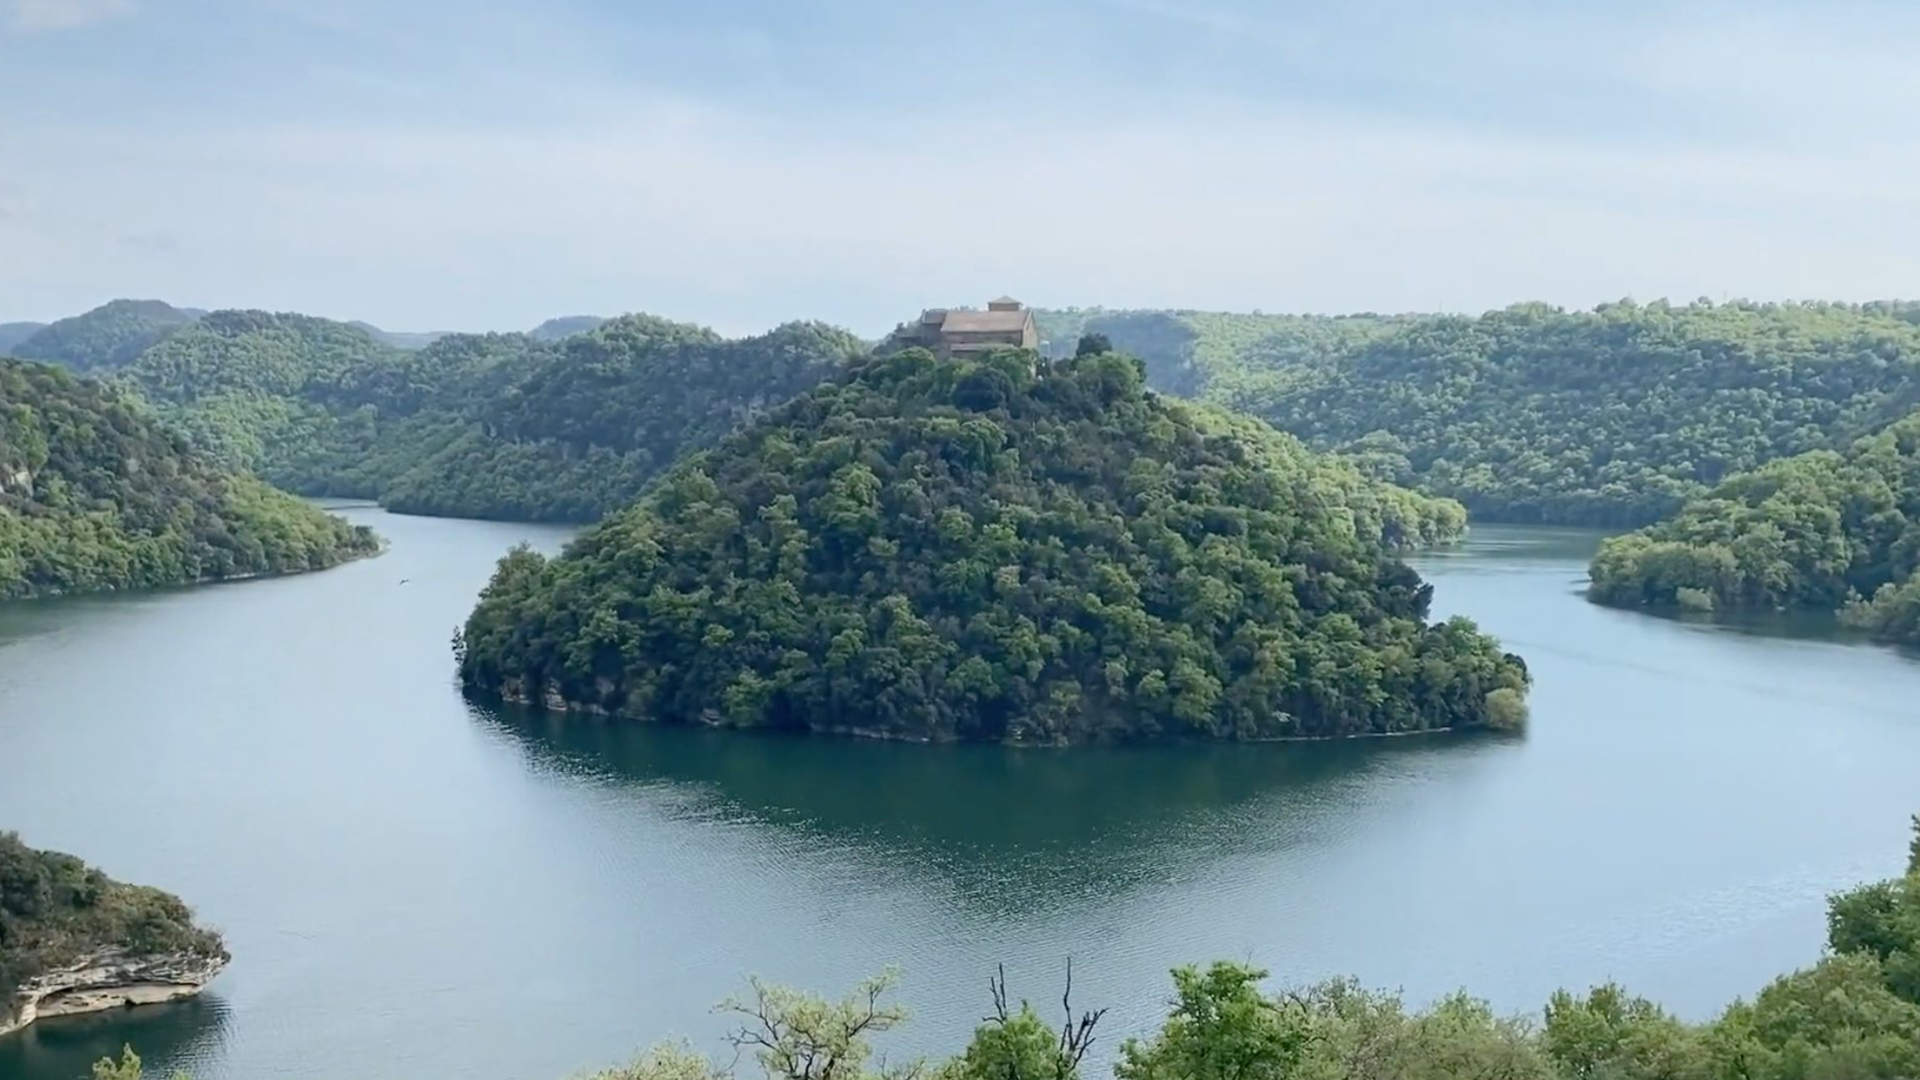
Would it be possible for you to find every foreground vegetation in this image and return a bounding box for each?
[1043,302,1920,526]
[521,818,1920,1080]
[459,344,1527,743]
[0,358,378,598]
[0,832,226,1006]
[1589,412,1920,645]
[112,819,1919,1079]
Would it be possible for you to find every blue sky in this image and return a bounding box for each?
[4,0,1919,334]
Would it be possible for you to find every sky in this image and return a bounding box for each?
[4,0,1920,335]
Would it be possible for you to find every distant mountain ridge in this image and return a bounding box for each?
[0,322,46,352]
[10,299,198,372]
[349,321,450,351]
[18,297,1920,531]
[6,300,611,364]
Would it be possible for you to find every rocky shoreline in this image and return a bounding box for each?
[1,948,229,1038]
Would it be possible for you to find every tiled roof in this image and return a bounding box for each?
[941,310,1031,333]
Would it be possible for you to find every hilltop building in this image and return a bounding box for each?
[909,297,1039,357]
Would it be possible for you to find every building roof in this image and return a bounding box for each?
[940,310,1033,334]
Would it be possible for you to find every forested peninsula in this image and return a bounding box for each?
[458,345,1528,744]
[1,833,228,1037]
[0,358,377,598]
[1043,301,1920,526]
[1589,411,1920,645]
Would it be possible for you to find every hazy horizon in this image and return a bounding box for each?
[8,293,1920,343]
[7,0,1920,336]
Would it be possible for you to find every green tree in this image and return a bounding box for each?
[1115,963,1311,1080]
[1543,984,1704,1080]
[719,972,919,1080]
[1074,333,1114,358]
[585,1043,731,1080]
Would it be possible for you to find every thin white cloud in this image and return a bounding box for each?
[9,88,1918,331]
[8,0,133,32]
[5,2,1920,327]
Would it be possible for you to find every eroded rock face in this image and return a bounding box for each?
[0,947,229,1037]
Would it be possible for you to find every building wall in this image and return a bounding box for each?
[942,329,1028,351]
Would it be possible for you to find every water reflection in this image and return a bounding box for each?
[473,701,1523,917]
[0,994,231,1080]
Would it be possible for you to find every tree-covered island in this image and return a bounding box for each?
[457,346,1528,744]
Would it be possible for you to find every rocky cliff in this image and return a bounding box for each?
[1,947,229,1036]
[1,832,229,1037]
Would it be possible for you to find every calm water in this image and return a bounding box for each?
[2,513,1916,1080]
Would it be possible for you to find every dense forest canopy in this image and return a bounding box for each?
[0,358,377,598]
[381,316,867,521]
[70,307,866,523]
[1035,308,1406,398]
[10,300,199,373]
[1041,302,1920,526]
[16,296,1920,535]
[14,296,1920,531]
[110,309,427,497]
[459,345,1527,744]
[0,832,227,1004]
[1590,411,1920,645]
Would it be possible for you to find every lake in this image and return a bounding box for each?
[1,511,1916,1080]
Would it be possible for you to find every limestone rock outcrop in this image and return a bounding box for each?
[1,947,229,1037]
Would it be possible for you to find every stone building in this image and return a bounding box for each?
[910,297,1039,357]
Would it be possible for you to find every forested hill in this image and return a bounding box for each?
[382,317,866,521]
[1035,308,1407,397]
[23,297,1920,532]
[10,299,199,373]
[1040,302,1920,526]
[0,358,378,598]
[96,309,868,523]
[112,308,421,493]
[458,345,1528,744]
[1589,411,1920,646]
[0,322,45,353]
